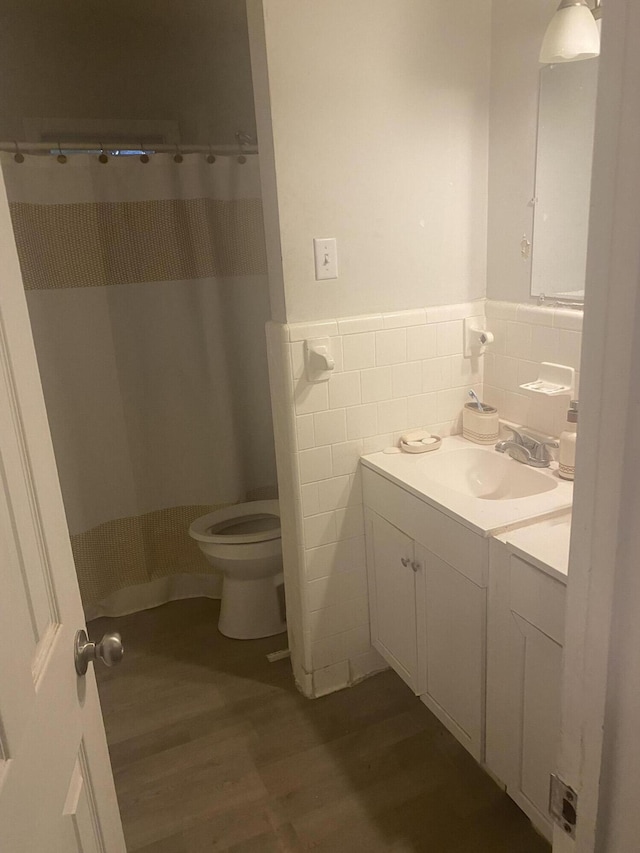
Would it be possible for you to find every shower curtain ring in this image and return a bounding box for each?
[13,141,24,163]
[56,142,67,164]
[140,142,149,164]
[173,144,183,164]
[206,144,216,164]
[98,143,109,164]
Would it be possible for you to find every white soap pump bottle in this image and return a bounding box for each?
[559,400,578,481]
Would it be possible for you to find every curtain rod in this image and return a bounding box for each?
[0,142,258,156]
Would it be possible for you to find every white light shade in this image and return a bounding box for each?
[540,3,601,64]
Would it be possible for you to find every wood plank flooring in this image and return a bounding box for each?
[90,598,550,852]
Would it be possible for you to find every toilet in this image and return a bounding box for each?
[188,499,286,639]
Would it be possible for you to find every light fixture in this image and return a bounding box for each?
[540,0,601,64]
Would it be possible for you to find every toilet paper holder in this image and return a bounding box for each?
[463,317,494,358]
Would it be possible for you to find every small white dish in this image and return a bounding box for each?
[399,430,442,453]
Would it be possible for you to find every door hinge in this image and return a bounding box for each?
[549,773,577,839]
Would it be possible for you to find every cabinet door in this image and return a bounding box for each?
[486,541,565,842]
[512,614,563,830]
[365,511,419,692]
[421,547,486,761]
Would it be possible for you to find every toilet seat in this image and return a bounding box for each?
[189,500,281,546]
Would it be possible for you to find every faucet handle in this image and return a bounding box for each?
[534,439,559,463]
[504,426,538,451]
[503,426,525,445]
[505,443,533,465]
[495,425,526,453]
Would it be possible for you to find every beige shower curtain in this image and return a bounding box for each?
[2,152,277,616]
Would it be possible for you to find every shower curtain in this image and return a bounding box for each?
[1,152,277,617]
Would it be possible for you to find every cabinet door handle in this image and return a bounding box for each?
[411,561,421,572]
[400,557,410,567]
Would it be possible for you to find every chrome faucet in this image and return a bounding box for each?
[495,426,535,453]
[495,427,559,468]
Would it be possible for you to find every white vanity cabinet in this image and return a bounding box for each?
[363,466,488,761]
[361,441,573,838]
[486,526,568,841]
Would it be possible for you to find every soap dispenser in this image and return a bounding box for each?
[559,400,578,480]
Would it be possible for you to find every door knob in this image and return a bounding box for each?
[74,629,124,676]
[400,557,410,567]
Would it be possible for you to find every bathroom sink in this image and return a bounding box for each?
[416,447,558,500]
[360,435,573,536]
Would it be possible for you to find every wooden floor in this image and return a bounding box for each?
[91,598,550,853]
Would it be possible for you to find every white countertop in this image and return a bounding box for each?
[495,513,572,583]
[361,435,574,537]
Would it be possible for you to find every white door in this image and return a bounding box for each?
[0,173,126,852]
[553,0,640,849]
[365,510,419,692]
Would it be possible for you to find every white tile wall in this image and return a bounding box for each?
[299,446,332,484]
[270,298,583,698]
[437,320,464,356]
[484,300,583,437]
[294,381,328,415]
[271,301,484,697]
[361,367,392,403]
[375,328,407,365]
[346,404,379,439]
[342,332,376,370]
[296,414,315,450]
[337,314,384,335]
[314,409,347,446]
[407,325,437,360]
[328,372,361,409]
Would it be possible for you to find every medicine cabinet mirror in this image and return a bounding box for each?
[530,60,599,302]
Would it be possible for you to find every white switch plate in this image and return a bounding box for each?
[313,237,338,281]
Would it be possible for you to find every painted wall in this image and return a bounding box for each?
[249,0,491,323]
[247,0,589,695]
[0,0,256,146]
[487,0,558,304]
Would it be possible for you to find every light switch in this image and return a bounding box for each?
[313,238,338,281]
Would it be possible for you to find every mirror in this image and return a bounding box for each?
[531,60,599,301]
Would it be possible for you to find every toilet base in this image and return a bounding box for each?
[218,573,287,640]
